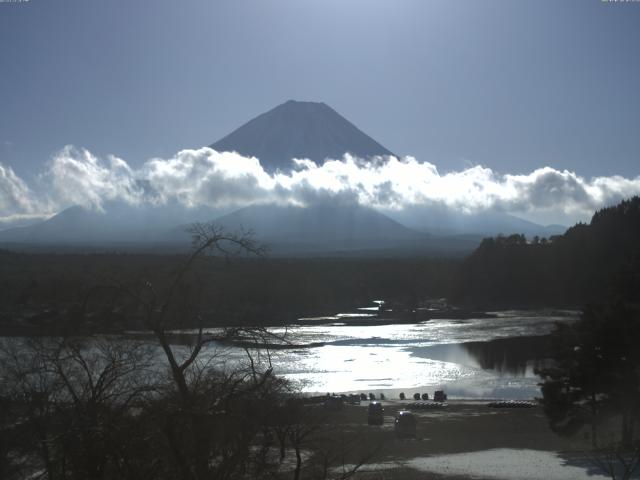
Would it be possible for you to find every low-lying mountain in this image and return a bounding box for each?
[215,203,420,244]
[210,100,394,172]
[0,206,111,244]
[212,203,479,255]
[0,203,223,250]
[386,206,565,238]
[213,203,565,256]
[0,202,482,256]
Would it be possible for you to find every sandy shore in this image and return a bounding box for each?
[316,399,609,480]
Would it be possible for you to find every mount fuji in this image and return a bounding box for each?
[0,100,562,254]
[211,100,394,172]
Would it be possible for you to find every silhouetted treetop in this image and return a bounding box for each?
[453,196,640,308]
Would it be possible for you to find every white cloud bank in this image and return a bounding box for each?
[1,146,639,227]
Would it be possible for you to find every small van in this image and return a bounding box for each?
[394,410,417,438]
[433,390,448,402]
[367,401,384,425]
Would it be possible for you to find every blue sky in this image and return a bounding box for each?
[1,0,639,180]
[1,0,640,228]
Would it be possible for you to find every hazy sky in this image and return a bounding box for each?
[2,0,639,181]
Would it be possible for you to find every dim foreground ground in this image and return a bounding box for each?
[313,400,619,480]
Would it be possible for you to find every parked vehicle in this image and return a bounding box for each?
[323,395,344,410]
[367,401,384,425]
[346,393,361,405]
[433,390,448,402]
[394,410,417,438]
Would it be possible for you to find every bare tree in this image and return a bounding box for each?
[2,223,381,480]
[1,223,273,480]
[589,445,640,480]
[1,336,156,480]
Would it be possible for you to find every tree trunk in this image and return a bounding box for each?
[293,443,302,480]
[277,429,287,461]
[622,410,633,450]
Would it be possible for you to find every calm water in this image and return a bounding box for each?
[3,310,577,401]
[197,309,578,399]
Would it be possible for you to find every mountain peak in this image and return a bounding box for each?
[273,99,333,116]
[283,99,326,106]
[210,100,394,172]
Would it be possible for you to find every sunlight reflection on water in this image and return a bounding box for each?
[204,310,578,399]
[272,344,482,394]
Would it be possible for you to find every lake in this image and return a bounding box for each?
[193,309,578,400]
[2,309,578,401]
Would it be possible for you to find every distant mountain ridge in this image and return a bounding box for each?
[212,203,434,254]
[0,202,482,256]
[0,203,225,246]
[385,206,565,237]
[210,100,394,172]
[215,203,420,242]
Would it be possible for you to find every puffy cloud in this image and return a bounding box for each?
[0,163,42,216]
[140,149,276,208]
[1,146,640,226]
[41,146,144,210]
[495,168,640,221]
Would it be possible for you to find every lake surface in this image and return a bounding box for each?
[2,309,578,400]
[197,309,578,400]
